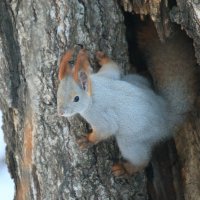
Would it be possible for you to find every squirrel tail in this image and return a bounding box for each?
[137,20,197,126]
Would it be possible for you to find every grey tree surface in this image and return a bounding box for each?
[0,0,146,199]
[0,0,199,200]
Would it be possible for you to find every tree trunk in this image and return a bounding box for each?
[0,0,199,200]
[0,0,147,199]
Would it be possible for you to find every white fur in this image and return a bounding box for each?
[81,75,170,165]
[97,61,122,80]
[122,74,151,89]
[57,58,175,166]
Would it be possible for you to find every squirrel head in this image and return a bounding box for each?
[57,49,92,117]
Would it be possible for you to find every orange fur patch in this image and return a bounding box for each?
[112,161,147,177]
[112,163,126,177]
[87,131,97,143]
[58,50,74,80]
[96,51,111,65]
[73,49,90,82]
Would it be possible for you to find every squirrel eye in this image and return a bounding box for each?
[69,60,74,65]
[73,96,79,102]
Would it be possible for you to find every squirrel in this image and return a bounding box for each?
[57,23,196,176]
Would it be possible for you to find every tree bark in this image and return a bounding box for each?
[0,0,147,199]
[0,0,200,200]
[170,2,200,199]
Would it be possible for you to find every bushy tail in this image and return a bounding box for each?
[137,20,197,126]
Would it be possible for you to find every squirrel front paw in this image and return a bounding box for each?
[77,136,93,150]
[96,51,110,65]
[77,131,98,150]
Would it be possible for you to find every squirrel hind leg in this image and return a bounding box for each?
[112,160,148,177]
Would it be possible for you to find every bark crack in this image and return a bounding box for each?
[0,0,21,107]
[31,0,38,22]
[77,0,90,36]
[32,164,41,200]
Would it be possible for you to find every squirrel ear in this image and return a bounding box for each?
[73,49,92,95]
[79,71,92,96]
[73,49,91,81]
[58,50,74,80]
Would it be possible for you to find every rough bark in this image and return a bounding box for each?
[0,0,200,200]
[0,0,147,199]
[170,2,200,200]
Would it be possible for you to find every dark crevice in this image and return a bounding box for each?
[123,11,155,86]
[122,0,178,74]
[123,12,148,73]
[168,0,177,9]
[0,0,21,108]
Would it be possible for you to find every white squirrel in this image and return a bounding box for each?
[57,25,196,176]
